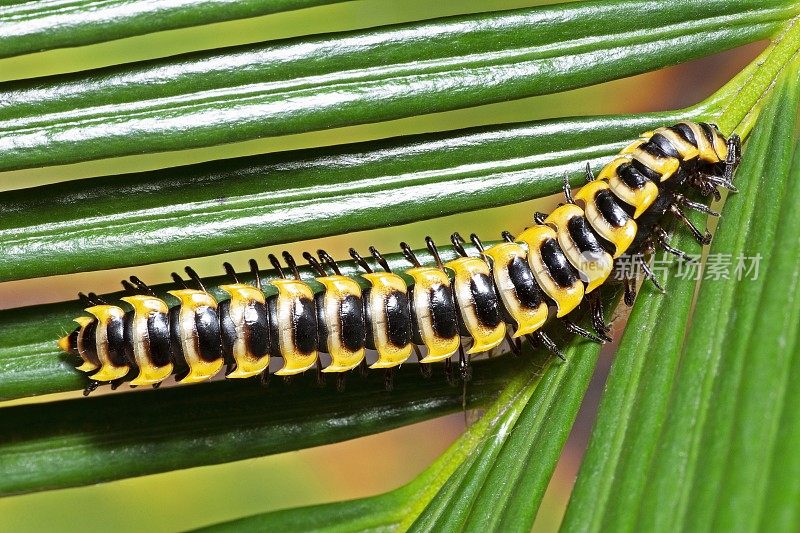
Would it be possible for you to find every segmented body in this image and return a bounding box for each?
[59,122,740,390]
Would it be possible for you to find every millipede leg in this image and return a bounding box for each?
[110,377,126,391]
[584,162,596,183]
[444,357,457,386]
[530,332,566,361]
[675,194,720,217]
[564,319,607,344]
[562,172,575,204]
[655,227,698,264]
[723,134,742,183]
[414,345,432,378]
[458,344,472,383]
[506,332,521,356]
[669,204,712,245]
[259,369,270,388]
[637,254,666,293]
[336,373,347,393]
[624,276,637,306]
[587,292,612,342]
[358,358,369,378]
[315,357,325,388]
[384,368,395,392]
[83,380,100,396]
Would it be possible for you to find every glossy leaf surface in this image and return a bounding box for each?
[0,0,344,59]
[0,0,793,172]
[562,61,800,533]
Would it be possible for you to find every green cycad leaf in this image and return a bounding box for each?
[561,59,800,533]
[3,11,799,284]
[0,0,793,171]
[0,353,531,496]
[0,1,345,59]
[0,112,690,282]
[193,334,603,532]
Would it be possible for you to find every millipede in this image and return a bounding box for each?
[59,122,741,395]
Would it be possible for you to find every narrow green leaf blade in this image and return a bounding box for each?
[562,61,800,533]
[193,333,602,532]
[0,0,793,171]
[0,0,345,59]
[0,353,525,496]
[0,112,692,283]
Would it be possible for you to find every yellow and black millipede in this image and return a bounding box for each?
[59,122,741,395]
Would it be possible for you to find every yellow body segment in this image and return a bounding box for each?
[72,316,99,372]
[574,180,638,258]
[482,242,548,338]
[362,272,413,368]
[544,205,613,294]
[683,122,720,163]
[219,284,270,379]
[85,305,130,382]
[444,257,505,354]
[517,225,584,318]
[599,156,659,218]
[406,267,460,362]
[115,296,172,385]
[316,275,366,372]
[653,127,700,160]
[167,289,224,383]
[269,279,318,376]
